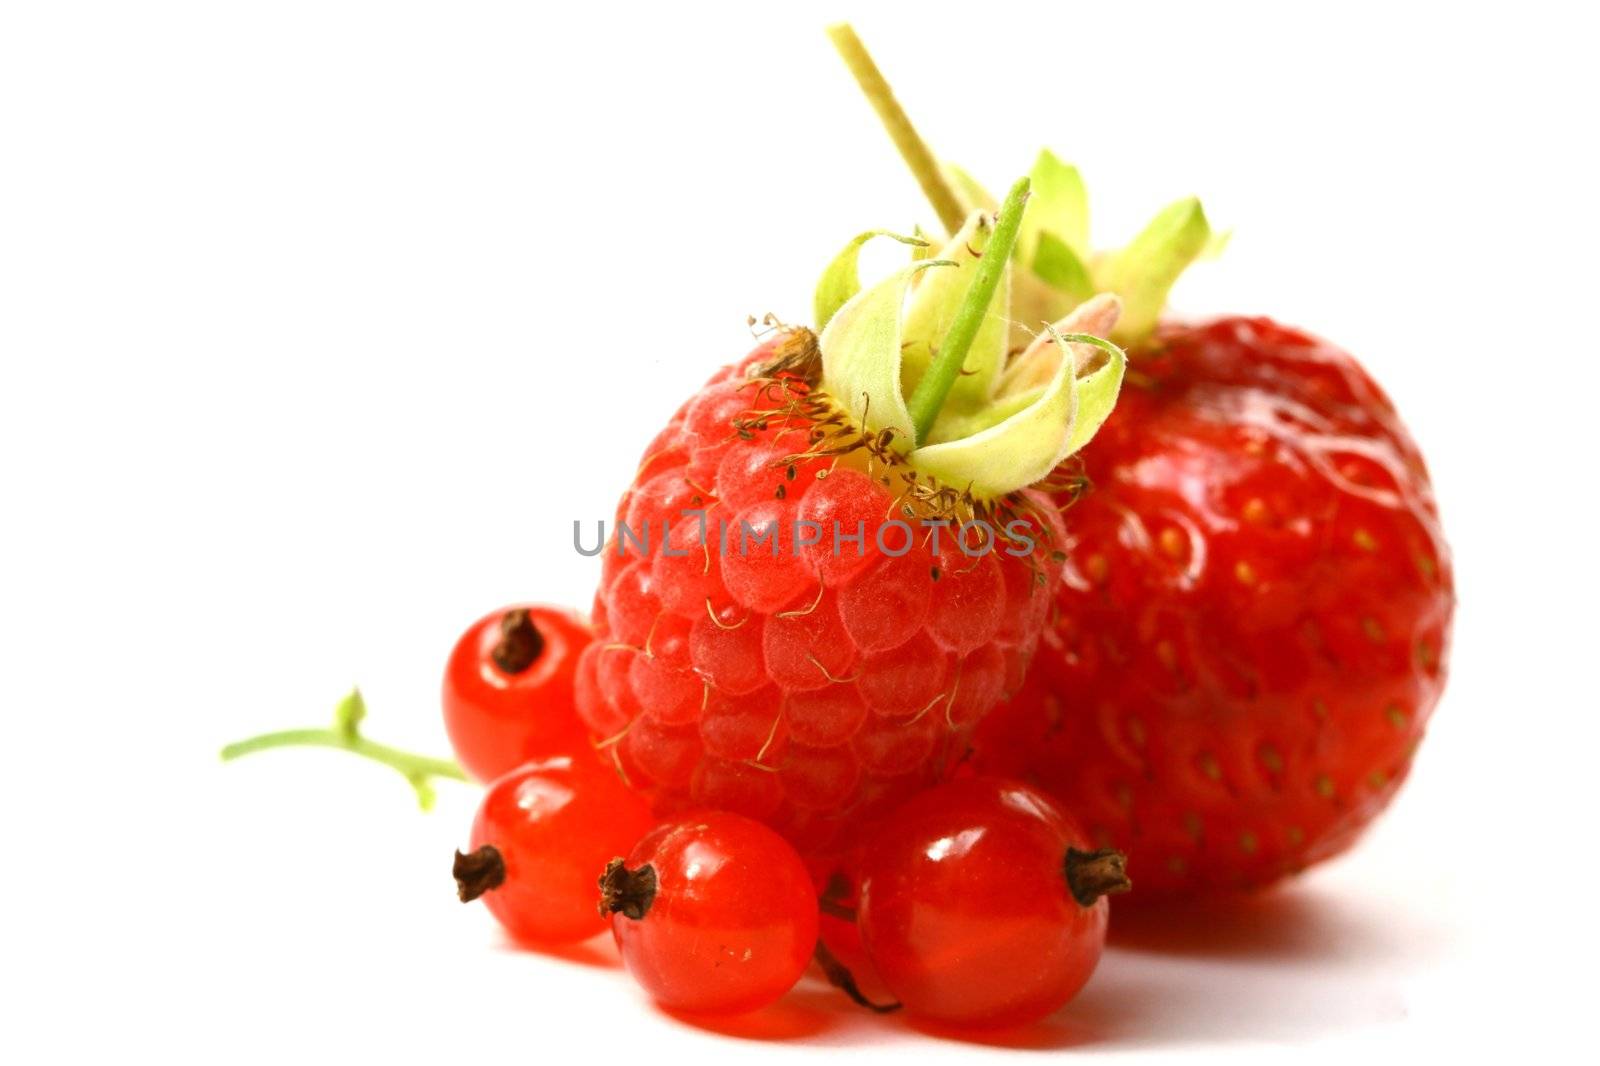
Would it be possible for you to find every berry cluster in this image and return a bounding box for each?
[223,21,1451,1038]
[452,630,1126,1023]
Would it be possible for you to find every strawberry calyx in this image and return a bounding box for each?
[811,180,1126,501]
[827,22,1221,349]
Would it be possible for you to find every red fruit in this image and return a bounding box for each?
[453,755,653,946]
[820,26,1452,897]
[977,317,1454,896]
[442,605,593,782]
[854,777,1127,1028]
[574,330,1067,850]
[573,172,1128,851]
[599,811,819,1015]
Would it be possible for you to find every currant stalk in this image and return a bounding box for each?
[221,689,465,810]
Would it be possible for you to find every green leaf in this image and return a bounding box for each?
[1031,231,1094,305]
[1019,149,1088,261]
[922,382,1046,441]
[900,211,1010,410]
[819,259,955,446]
[813,229,928,332]
[1097,196,1211,344]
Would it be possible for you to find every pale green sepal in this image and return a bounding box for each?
[1019,149,1089,261]
[819,259,955,447]
[942,162,997,216]
[813,230,929,332]
[900,212,1010,409]
[1032,231,1094,305]
[1097,196,1210,344]
[1052,329,1127,456]
[998,292,1122,398]
[1203,227,1233,260]
[925,383,1046,442]
[1008,268,1076,354]
[909,305,1127,498]
[906,323,1081,497]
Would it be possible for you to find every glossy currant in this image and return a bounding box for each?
[599,812,819,1015]
[855,777,1129,1028]
[443,605,593,782]
[454,755,652,946]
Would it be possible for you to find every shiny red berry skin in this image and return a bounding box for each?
[443,605,593,783]
[600,811,819,1015]
[576,334,1066,851]
[456,755,653,946]
[855,778,1124,1029]
[976,316,1454,897]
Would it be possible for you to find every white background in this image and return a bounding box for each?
[3,2,1596,1061]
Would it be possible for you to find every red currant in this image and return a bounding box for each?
[442,605,592,782]
[454,755,652,946]
[599,812,819,1015]
[855,777,1130,1028]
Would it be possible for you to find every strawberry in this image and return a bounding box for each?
[573,181,1129,852]
[974,316,1453,896]
[828,24,1454,894]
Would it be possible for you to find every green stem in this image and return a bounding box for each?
[904,176,1030,444]
[221,689,467,810]
[827,23,966,236]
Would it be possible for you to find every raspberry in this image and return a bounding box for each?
[575,338,1067,850]
[574,181,1129,851]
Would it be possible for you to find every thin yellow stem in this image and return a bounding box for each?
[827,23,966,235]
